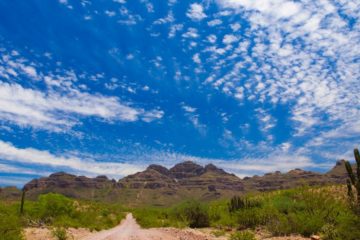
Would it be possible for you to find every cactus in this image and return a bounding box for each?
[228,196,244,213]
[20,189,25,215]
[228,196,261,212]
[345,148,360,207]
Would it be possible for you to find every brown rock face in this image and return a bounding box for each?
[23,172,121,201]
[204,164,227,175]
[120,161,244,195]
[147,164,171,176]
[120,168,177,189]
[24,172,118,192]
[169,161,205,179]
[242,162,350,192]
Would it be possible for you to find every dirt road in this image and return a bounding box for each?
[80,213,209,240]
[24,214,311,240]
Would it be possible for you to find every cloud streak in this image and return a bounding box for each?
[0,140,144,179]
[0,81,163,131]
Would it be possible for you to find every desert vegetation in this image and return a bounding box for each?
[0,193,126,239]
[2,185,360,240]
[132,186,360,240]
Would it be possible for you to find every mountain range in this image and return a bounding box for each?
[0,160,350,206]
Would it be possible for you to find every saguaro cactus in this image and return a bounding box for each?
[345,148,360,207]
[20,189,25,215]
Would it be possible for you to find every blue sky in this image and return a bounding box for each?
[0,0,359,186]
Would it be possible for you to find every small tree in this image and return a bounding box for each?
[345,148,360,208]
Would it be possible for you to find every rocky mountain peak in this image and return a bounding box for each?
[147,164,170,176]
[204,164,227,175]
[327,159,350,177]
[169,161,205,179]
[287,168,313,175]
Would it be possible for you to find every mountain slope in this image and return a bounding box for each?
[18,161,351,206]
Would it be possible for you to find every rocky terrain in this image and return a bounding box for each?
[0,160,351,206]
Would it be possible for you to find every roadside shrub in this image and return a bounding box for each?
[229,230,256,240]
[52,227,68,240]
[173,201,210,228]
[36,193,75,224]
[23,193,125,230]
[183,201,210,228]
[209,200,237,228]
[265,188,348,237]
[236,206,276,229]
[0,203,23,240]
[132,207,181,228]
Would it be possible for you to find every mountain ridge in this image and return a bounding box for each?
[0,160,352,206]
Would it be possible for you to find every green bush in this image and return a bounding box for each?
[132,207,179,228]
[236,206,276,229]
[265,188,347,237]
[335,214,360,240]
[22,193,125,230]
[320,224,339,240]
[209,200,237,228]
[35,193,76,224]
[133,200,210,228]
[0,203,23,240]
[229,230,256,240]
[52,227,68,240]
[178,201,210,228]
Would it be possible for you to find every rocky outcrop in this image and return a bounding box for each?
[120,168,177,189]
[169,161,206,179]
[120,161,244,192]
[242,165,349,192]
[24,172,119,192]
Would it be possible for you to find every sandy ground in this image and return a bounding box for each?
[80,213,210,240]
[24,213,312,240]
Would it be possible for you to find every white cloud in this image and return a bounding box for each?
[141,109,164,123]
[182,104,197,113]
[222,34,238,44]
[217,0,301,19]
[0,82,163,131]
[0,140,144,179]
[186,3,207,21]
[208,0,360,141]
[22,66,38,78]
[154,12,174,25]
[192,53,201,64]
[207,34,217,43]
[105,10,116,17]
[182,28,199,38]
[169,24,183,38]
[230,23,241,31]
[207,19,222,26]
